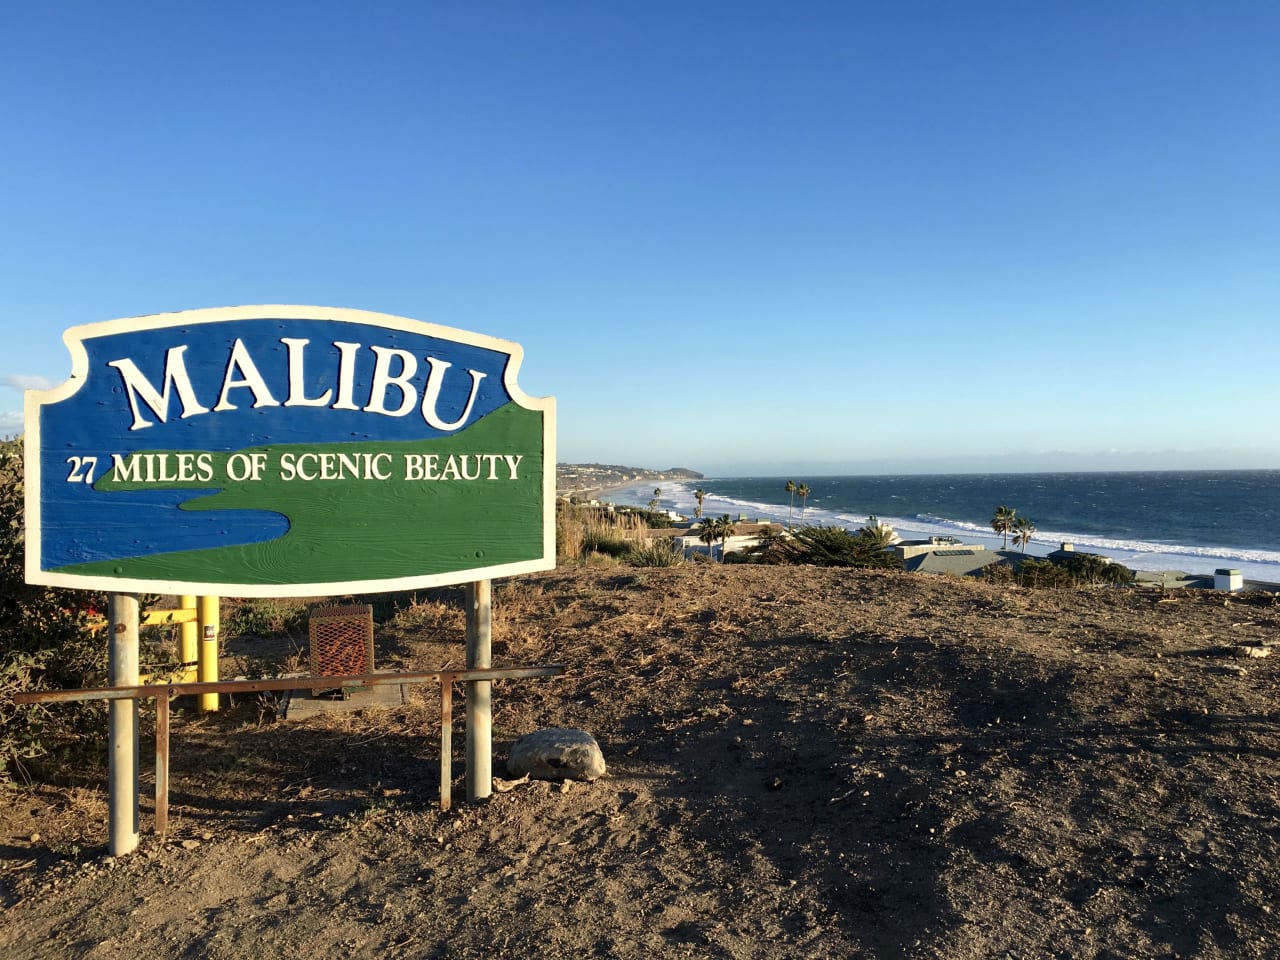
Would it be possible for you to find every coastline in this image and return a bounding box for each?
[600,479,1280,588]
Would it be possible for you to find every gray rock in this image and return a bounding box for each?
[507,728,606,782]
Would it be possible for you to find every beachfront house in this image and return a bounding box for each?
[903,548,1011,578]
[677,522,777,561]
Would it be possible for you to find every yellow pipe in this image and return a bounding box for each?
[143,609,198,625]
[198,596,220,713]
[179,595,198,683]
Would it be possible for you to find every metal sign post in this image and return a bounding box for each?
[465,579,493,802]
[107,593,140,856]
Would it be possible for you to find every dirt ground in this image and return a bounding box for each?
[3,564,1279,959]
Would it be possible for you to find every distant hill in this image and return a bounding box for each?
[556,463,704,496]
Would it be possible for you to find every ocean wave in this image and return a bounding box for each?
[604,481,1280,577]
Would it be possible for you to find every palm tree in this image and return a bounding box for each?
[796,483,810,521]
[991,505,1016,548]
[694,488,706,520]
[1012,516,1036,553]
[649,487,662,513]
[698,520,718,560]
[713,514,737,562]
[857,522,897,550]
[785,480,796,529]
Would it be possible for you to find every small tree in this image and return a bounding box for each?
[694,488,706,520]
[648,487,662,514]
[785,480,797,529]
[796,483,810,520]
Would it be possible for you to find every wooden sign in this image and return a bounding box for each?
[25,306,555,596]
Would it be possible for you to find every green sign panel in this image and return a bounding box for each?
[25,306,556,596]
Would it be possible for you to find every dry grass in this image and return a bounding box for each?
[557,505,649,561]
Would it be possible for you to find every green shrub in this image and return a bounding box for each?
[0,438,110,782]
[582,530,632,557]
[223,598,308,640]
[991,555,1135,589]
[1012,558,1078,589]
[627,539,685,567]
[776,525,903,570]
[1060,553,1134,586]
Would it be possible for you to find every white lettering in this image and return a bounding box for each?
[365,346,418,417]
[111,453,141,482]
[108,339,490,433]
[281,338,333,407]
[214,339,280,412]
[227,453,254,482]
[421,357,486,431]
[108,346,210,431]
[196,452,215,482]
[331,341,362,411]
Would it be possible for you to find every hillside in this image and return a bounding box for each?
[2,565,1279,959]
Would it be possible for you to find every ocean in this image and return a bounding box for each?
[607,470,1280,584]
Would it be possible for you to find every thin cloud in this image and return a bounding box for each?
[3,374,55,392]
[0,411,23,438]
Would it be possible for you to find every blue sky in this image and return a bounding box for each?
[2,2,1277,475]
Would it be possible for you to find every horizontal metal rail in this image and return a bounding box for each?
[12,666,564,704]
[13,664,565,825]
[85,607,200,634]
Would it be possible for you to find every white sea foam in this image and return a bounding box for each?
[609,481,1280,584]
